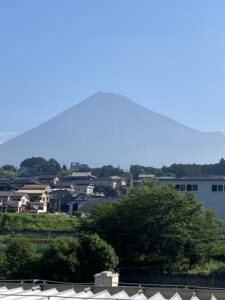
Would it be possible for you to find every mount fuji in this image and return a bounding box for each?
[0,92,225,167]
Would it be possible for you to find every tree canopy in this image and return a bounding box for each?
[20,157,62,176]
[40,234,118,282]
[87,181,224,273]
[6,238,38,279]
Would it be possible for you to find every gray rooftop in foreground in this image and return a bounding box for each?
[0,282,225,300]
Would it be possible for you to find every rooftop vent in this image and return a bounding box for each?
[94,271,119,287]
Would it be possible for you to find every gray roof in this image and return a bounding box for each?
[71,172,97,178]
[0,191,28,197]
[0,285,223,300]
[20,184,50,190]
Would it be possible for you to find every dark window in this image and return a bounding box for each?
[179,185,185,191]
[212,185,217,192]
[187,184,192,191]
[218,185,223,192]
[193,185,198,191]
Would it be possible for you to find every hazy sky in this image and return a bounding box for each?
[1,0,225,138]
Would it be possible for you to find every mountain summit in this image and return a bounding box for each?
[0,92,225,167]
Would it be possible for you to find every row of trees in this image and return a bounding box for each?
[162,158,225,178]
[3,156,225,178]
[130,159,225,178]
[0,234,118,281]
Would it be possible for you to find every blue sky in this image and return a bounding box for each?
[1,0,225,138]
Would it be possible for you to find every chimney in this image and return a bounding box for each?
[94,271,119,287]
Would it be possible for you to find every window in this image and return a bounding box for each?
[212,184,224,192]
[218,185,224,192]
[193,185,198,191]
[187,185,192,191]
[187,184,198,192]
[179,185,185,191]
[175,184,185,191]
[212,185,218,192]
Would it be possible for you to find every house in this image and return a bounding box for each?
[60,193,91,215]
[74,184,94,195]
[0,179,14,191]
[0,191,29,213]
[110,176,127,187]
[36,175,60,187]
[69,172,97,183]
[134,174,156,186]
[49,189,76,212]
[61,172,96,195]
[11,177,40,189]
[18,184,51,213]
[55,181,75,189]
[77,197,116,216]
[93,177,117,189]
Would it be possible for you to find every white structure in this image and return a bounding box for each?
[0,285,219,300]
[94,271,119,287]
[157,177,225,221]
[75,184,94,195]
[93,178,117,189]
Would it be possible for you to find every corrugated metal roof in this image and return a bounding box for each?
[0,287,221,300]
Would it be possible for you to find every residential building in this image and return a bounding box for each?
[11,177,40,189]
[70,172,96,183]
[61,172,96,196]
[110,176,127,187]
[49,189,76,212]
[36,175,60,187]
[74,184,94,195]
[60,193,91,215]
[0,179,14,191]
[0,191,29,213]
[18,184,51,213]
[93,177,117,189]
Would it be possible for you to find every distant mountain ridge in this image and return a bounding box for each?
[0,91,225,167]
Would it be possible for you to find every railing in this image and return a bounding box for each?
[0,279,225,291]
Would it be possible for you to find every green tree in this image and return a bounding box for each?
[40,237,80,281]
[92,165,129,178]
[48,158,62,174]
[6,238,38,279]
[20,157,62,176]
[0,252,7,279]
[87,181,223,273]
[40,235,118,282]
[2,165,17,173]
[77,233,118,281]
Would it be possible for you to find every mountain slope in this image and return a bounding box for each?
[0,91,225,167]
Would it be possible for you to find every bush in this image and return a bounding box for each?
[6,238,38,279]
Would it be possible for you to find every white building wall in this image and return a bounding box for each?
[157,179,225,221]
